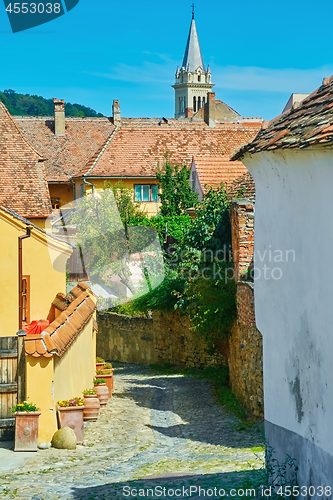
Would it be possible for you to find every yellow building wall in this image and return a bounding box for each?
[0,212,72,337]
[23,235,68,323]
[27,218,51,231]
[25,317,96,443]
[0,217,19,337]
[49,183,74,208]
[53,317,96,404]
[74,178,161,217]
[26,355,56,444]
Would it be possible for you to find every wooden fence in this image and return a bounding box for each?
[0,335,25,441]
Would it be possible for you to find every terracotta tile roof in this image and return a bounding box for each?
[0,102,51,218]
[79,123,261,178]
[192,156,248,193]
[14,116,115,182]
[24,283,96,358]
[52,292,72,312]
[24,334,53,358]
[233,75,333,159]
[228,172,255,203]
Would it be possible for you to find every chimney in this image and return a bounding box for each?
[185,107,193,118]
[204,92,216,128]
[112,99,121,126]
[53,98,65,136]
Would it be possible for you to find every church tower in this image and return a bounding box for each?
[173,8,214,119]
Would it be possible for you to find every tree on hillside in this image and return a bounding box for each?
[0,89,104,117]
[156,155,198,216]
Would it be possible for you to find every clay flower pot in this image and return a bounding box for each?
[98,370,114,398]
[57,406,85,444]
[94,383,109,405]
[14,411,41,452]
[83,395,100,421]
[96,362,105,371]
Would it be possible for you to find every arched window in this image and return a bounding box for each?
[198,96,201,109]
[193,96,196,113]
[198,74,201,82]
[202,97,205,106]
[181,98,185,113]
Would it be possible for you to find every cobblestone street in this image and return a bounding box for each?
[0,364,265,500]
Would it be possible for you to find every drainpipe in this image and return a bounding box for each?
[83,177,95,196]
[18,226,31,330]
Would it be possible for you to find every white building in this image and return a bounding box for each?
[234,75,333,493]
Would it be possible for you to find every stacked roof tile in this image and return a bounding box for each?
[15,116,115,182]
[24,283,96,358]
[80,124,260,178]
[192,156,248,193]
[0,102,51,218]
[233,76,333,159]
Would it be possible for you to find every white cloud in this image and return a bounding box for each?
[87,58,333,95]
[213,65,333,93]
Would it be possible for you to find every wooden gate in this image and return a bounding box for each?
[0,337,18,441]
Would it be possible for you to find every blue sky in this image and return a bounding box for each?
[1,0,333,120]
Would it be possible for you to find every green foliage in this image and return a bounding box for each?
[106,181,146,226]
[12,401,39,413]
[185,182,231,252]
[83,388,96,395]
[130,275,186,313]
[123,182,236,354]
[137,214,193,244]
[0,89,104,117]
[185,277,237,353]
[93,378,106,385]
[156,157,198,216]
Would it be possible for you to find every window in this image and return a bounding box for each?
[202,97,205,106]
[198,96,201,109]
[193,96,197,113]
[198,74,201,82]
[134,184,158,202]
[181,98,185,113]
[22,275,30,325]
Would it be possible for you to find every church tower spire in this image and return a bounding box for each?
[172,9,214,119]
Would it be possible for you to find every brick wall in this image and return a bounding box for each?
[229,199,264,420]
[229,282,263,419]
[230,199,254,281]
[97,311,227,368]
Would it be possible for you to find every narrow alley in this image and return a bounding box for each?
[0,364,265,500]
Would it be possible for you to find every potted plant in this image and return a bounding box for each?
[96,356,105,371]
[96,363,114,398]
[12,401,41,452]
[57,397,85,444]
[82,389,100,421]
[93,378,109,405]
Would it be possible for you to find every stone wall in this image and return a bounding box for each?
[97,310,227,368]
[229,199,264,420]
[229,282,263,419]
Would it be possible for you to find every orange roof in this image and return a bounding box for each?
[233,75,333,158]
[15,116,115,182]
[24,283,96,358]
[0,102,51,218]
[79,123,260,178]
[192,156,249,193]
